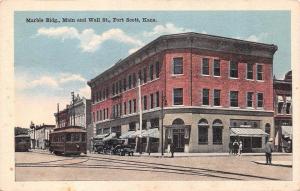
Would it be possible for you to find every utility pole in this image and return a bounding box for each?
[71,92,75,126]
[57,103,60,128]
[160,91,166,156]
[138,79,143,154]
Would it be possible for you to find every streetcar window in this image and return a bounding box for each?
[66,133,71,142]
[72,133,80,142]
[82,134,86,142]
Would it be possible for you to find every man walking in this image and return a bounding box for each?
[265,138,274,165]
[170,142,175,158]
[228,141,233,155]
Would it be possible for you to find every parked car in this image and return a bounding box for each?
[111,144,134,156]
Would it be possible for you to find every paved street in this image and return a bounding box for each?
[15,151,292,181]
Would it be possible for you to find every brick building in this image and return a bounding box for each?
[273,71,292,152]
[54,95,92,150]
[88,32,277,153]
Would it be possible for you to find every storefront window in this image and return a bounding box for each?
[212,119,223,144]
[198,119,208,144]
[252,137,262,148]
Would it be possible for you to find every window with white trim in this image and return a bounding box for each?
[202,58,209,75]
[230,61,238,78]
[257,64,263,80]
[173,88,183,105]
[213,59,220,76]
[230,91,238,107]
[257,93,264,108]
[173,57,183,75]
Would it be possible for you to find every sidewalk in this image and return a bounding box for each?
[252,160,292,167]
[130,152,291,158]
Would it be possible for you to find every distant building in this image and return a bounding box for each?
[274,71,292,152]
[54,94,92,150]
[29,124,55,149]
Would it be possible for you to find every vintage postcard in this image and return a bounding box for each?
[0,0,299,191]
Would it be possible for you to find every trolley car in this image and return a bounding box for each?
[15,134,31,152]
[49,126,87,156]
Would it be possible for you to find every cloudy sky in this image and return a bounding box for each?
[14,11,290,128]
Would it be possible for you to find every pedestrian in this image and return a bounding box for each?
[238,141,243,156]
[265,138,274,165]
[228,141,233,155]
[233,140,239,155]
[170,142,175,158]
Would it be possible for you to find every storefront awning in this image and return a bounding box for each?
[119,131,136,139]
[142,128,160,138]
[230,128,268,137]
[102,132,117,141]
[130,130,147,138]
[93,133,109,139]
[282,126,292,139]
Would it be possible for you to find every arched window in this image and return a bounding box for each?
[198,119,209,144]
[213,119,223,144]
[172,118,185,125]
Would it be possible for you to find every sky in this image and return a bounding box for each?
[14,11,291,128]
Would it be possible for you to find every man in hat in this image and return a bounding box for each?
[265,138,274,165]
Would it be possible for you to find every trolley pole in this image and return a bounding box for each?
[71,92,75,126]
[57,103,60,128]
[138,79,143,154]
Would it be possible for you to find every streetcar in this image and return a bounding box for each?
[49,126,87,156]
[15,134,31,152]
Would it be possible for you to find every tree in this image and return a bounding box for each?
[15,127,29,136]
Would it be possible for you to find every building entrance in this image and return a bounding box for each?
[173,129,185,152]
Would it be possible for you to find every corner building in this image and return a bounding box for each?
[88,32,277,153]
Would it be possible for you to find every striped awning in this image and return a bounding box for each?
[142,128,160,138]
[230,128,268,137]
[102,132,117,141]
[93,133,109,139]
[119,131,136,139]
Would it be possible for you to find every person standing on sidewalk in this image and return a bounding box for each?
[265,138,274,165]
[170,142,175,158]
[233,140,239,155]
[238,141,243,156]
[228,141,233,155]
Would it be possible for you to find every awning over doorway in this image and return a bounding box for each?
[230,128,268,137]
[282,126,292,139]
[119,131,136,139]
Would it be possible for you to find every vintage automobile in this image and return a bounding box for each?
[111,144,135,156]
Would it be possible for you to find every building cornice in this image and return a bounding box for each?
[87,32,278,87]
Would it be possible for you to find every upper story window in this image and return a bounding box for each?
[138,70,142,84]
[106,87,109,98]
[143,67,147,83]
[202,89,209,105]
[112,83,115,95]
[156,91,160,107]
[149,64,154,81]
[133,99,137,113]
[173,57,183,75]
[257,93,264,108]
[213,89,221,106]
[123,102,127,115]
[118,80,122,93]
[257,64,263,80]
[286,96,292,114]
[230,61,238,78]
[230,91,238,107]
[213,59,220,76]
[115,82,119,94]
[123,78,127,91]
[128,75,132,89]
[202,58,209,75]
[129,100,132,114]
[173,88,183,105]
[246,63,253,80]
[143,95,147,110]
[133,73,137,87]
[150,93,154,109]
[247,92,254,107]
[155,61,160,78]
